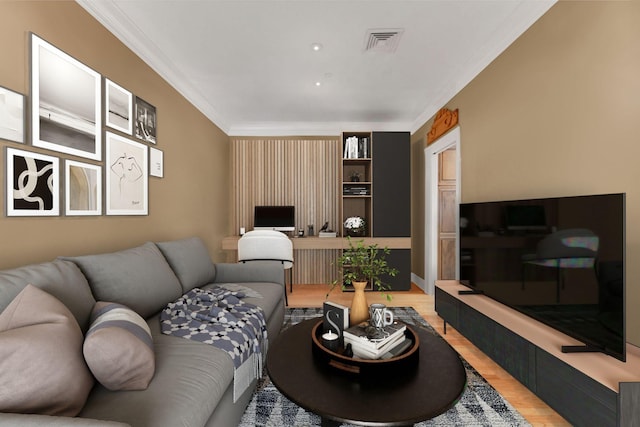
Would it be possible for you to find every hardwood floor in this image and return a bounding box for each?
[287,283,571,427]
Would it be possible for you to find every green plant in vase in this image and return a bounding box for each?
[328,237,398,325]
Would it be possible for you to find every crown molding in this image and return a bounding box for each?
[227,121,415,137]
[77,0,232,134]
[79,0,555,139]
[410,0,555,135]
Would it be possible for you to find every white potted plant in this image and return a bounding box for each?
[343,216,366,237]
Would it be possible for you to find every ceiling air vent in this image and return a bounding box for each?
[363,28,404,53]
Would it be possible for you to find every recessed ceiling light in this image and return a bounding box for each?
[311,43,323,52]
[315,81,321,87]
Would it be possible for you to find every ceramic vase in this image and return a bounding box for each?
[349,281,369,326]
[345,228,364,238]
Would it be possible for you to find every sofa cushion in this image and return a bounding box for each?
[80,313,235,427]
[0,285,94,416]
[62,242,182,318]
[0,259,96,331]
[84,302,155,391]
[156,237,216,292]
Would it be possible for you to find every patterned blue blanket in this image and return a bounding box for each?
[160,286,267,401]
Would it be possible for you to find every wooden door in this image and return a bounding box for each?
[438,148,457,280]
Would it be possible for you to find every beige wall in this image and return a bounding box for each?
[0,1,230,269]
[412,1,640,345]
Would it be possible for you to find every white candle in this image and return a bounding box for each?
[322,330,339,351]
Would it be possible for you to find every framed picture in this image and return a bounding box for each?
[30,33,102,160]
[5,147,59,216]
[0,86,26,143]
[65,160,102,216]
[134,96,157,144]
[105,79,133,135]
[105,132,148,215]
[149,147,164,178]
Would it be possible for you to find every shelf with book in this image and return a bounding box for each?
[342,133,371,160]
[338,131,411,291]
[341,132,372,238]
[342,183,371,197]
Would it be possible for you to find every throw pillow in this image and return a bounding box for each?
[83,302,155,391]
[156,237,216,292]
[0,284,94,416]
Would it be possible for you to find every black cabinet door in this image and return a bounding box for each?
[372,132,410,237]
[383,249,411,291]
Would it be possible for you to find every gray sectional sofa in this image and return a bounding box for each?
[0,237,286,427]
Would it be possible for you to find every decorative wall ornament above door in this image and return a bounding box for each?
[427,108,459,145]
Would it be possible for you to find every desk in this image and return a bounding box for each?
[222,236,411,288]
[222,236,411,251]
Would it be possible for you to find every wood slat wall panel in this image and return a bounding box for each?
[231,138,341,283]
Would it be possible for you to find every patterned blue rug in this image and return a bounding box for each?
[239,307,531,426]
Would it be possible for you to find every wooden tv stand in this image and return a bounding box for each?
[435,280,640,427]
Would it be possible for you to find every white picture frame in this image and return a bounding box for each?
[5,147,60,216]
[0,85,26,143]
[64,160,102,216]
[30,33,102,160]
[105,79,133,135]
[149,147,164,178]
[105,132,148,215]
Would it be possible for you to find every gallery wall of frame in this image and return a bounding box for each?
[1,33,164,218]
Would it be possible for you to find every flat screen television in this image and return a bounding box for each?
[254,205,295,232]
[459,193,626,361]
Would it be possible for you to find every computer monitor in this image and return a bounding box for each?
[253,205,295,232]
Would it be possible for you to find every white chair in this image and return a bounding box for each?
[237,230,293,305]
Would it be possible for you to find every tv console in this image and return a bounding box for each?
[435,280,640,427]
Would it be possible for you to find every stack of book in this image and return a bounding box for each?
[343,322,410,360]
[343,136,369,159]
[319,231,337,238]
[343,186,370,196]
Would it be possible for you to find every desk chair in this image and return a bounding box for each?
[237,230,293,305]
[522,228,599,302]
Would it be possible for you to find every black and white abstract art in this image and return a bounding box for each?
[5,147,59,216]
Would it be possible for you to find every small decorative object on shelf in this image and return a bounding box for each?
[349,171,361,182]
[343,216,366,237]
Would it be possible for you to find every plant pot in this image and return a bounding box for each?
[349,281,369,326]
[345,228,364,238]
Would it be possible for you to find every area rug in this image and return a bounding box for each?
[239,307,531,427]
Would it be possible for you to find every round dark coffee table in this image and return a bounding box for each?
[267,318,466,426]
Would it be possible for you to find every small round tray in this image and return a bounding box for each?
[310,320,419,376]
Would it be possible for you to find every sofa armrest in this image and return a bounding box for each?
[213,262,285,287]
[0,414,130,427]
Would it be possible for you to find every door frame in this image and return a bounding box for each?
[424,126,461,294]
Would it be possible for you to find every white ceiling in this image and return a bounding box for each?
[77,0,555,136]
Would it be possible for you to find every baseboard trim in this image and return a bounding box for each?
[411,273,427,293]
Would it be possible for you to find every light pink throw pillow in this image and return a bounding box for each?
[0,285,94,416]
